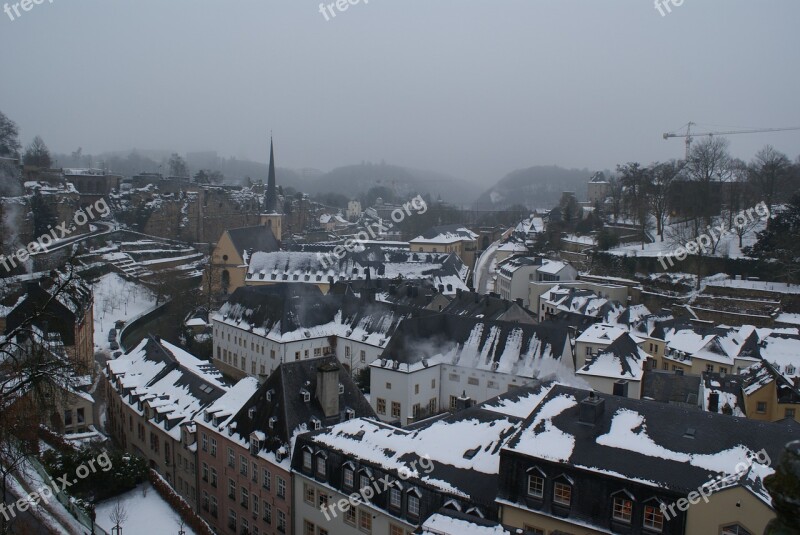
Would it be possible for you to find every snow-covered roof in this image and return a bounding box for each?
[411,224,478,244]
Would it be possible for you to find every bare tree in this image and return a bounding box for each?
[22,135,52,169]
[649,160,683,241]
[110,499,128,533]
[0,110,21,158]
[685,137,733,226]
[168,153,189,178]
[607,175,624,223]
[748,145,791,209]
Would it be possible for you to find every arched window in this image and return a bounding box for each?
[221,270,230,293]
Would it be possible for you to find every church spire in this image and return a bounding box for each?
[265,136,278,213]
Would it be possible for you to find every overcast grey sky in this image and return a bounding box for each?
[1,0,799,183]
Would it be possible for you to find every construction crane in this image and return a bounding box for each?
[663,122,800,159]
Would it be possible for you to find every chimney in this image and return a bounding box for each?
[455,391,473,412]
[708,391,719,413]
[578,391,605,425]
[315,361,341,419]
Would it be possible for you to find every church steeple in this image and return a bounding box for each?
[265,136,277,213]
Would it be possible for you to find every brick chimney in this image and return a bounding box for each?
[316,361,341,419]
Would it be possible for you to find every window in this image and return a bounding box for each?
[241,487,249,508]
[263,502,271,523]
[706,364,714,373]
[412,404,421,418]
[377,398,386,415]
[487,380,499,389]
[277,510,286,532]
[263,469,271,490]
[253,495,259,515]
[757,401,768,414]
[318,492,329,509]
[241,519,249,534]
[344,506,357,526]
[414,384,419,394]
[663,361,669,371]
[358,509,372,533]
[643,504,664,532]
[360,473,370,491]
[554,482,572,506]
[345,346,351,357]
[385,382,392,390]
[303,450,312,471]
[389,487,401,509]
[449,395,458,410]
[202,491,209,510]
[228,448,235,467]
[390,525,405,535]
[408,494,420,517]
[343,467,354,488]
[431,378,435,388]
[240,455,248,476]
[316,455,326,477]
[211,468,217,487]
[304,520,315,535]
[228,510,237,531]
[449,373,459,382]
[613,496,633,523]
[304,483,316,505]
[428,398,437,414]
[252,462,258,483]
[314,347,322,356]
[786,408,796,418]
[522,526,544,535]
[719,367,728,374]
[77,408,85,423]
[527,474,544,498]
[277,476,286,498]
[210,496,217,517]
[228,479,236,499]
[360,350,366,363]
[391,402,401,419]
[210,438,217,456]
[202,462,208,482]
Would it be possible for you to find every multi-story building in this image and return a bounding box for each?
[497,384,796,535]
[208,224,280,295]
[211,284,417,380]
[4,276,94,375]
[369,315,571,426]
[292,382,554,535]
[196,356,375,535]
[105,336,228,509]
[410,224,478,271]
[496,257,577,307]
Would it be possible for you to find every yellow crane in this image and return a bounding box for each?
[663,122,800,159]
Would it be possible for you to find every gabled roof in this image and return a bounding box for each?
[225,356,375,454]
[411,224,478,244]
[441,291,535,324]
[226,224,280,259]
[577,334,647,381]
[374,315,569,376]
[295,382,553,506]
[503,385,796,507]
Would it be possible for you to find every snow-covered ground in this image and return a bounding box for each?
[91,273,158,352]
[606,218,766,259]
[95,484,197,535]
[474,241,500,294]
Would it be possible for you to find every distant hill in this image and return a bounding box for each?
[476,165,595,210]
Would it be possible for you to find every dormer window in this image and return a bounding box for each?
[526,467,545,499]
[311,417,321,430]
[612,490,635,524]
[643,498,666,532]
[301,389,311,403]
[302,447,312,471]
[266,389,274,402]
[553,475,574,507]
[248,407,256,419]
[269,416,277,429]
[315,452,327,478]
[345,408,355,421]
[338,383,345,395]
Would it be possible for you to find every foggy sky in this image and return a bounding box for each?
[1,0,799,184]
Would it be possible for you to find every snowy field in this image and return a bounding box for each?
[95,484,197,535]
[91,272,158,351]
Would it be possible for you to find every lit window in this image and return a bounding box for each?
[643,504,664,532]
[554,482,571,506]
[613,496,633,523]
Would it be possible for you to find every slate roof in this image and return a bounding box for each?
[227,224,280,258]
[375,315,569,375]
[503,384,796,505]
[294,382,553,507]
[576,334,647,381]
[441,291,535,323]
[5,277,93,346]
[224,356,376,454]
[641,370,702,406]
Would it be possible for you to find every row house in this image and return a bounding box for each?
[105,336,229,510]
[211,284,418,380]
[409,224,478,269]
[369,315,571,426]
[574,323,648,399]
[498,385,797,535]
[292,382,554,535]
[196,356,375,535]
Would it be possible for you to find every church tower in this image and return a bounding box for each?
[260,136,283,240]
